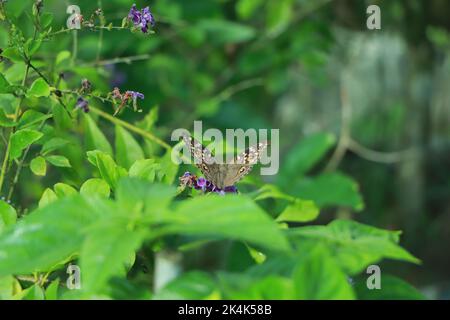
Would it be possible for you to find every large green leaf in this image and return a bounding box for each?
[87,150,127,189]
[116,178,175,220]
[115,126,144,169]
[154,271,217,300]
[354,274,425,300]
[276,199,319,223]
[85,114,112,155]
[0,196,111,276]
[293,172,364,210]
[9,129,43,160]
[280,133,335,180]
[129,159,160,182]
[166,195,290,252]
[27,78,50,97]
[293,244,355,299]
[80,178,110,198]
[0,200,17,233]
[253,184,320,223]
[80,220,144,294]
[221,274,295,299]
[289,219,420,274]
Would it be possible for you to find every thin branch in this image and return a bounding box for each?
[81,54,150,67]
[347,138,419,164]
[90,106,171,150]
[324,74,419,171]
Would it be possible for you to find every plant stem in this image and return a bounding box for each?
[90,106,171,150]
[71,29,78,66]
[95,0,103,64]
[0,64,31,195]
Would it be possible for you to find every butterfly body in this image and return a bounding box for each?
[182,133,267,189]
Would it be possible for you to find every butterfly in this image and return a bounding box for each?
[182,133,268,189]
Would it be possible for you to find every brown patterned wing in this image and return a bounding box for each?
[220,141,269,188]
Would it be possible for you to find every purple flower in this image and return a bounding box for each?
[126,90,145,100]
[195,177,207,190]
[127,4,155,33]
[75,97,89,113]
[128,4,141,24]
[142,6,155,27]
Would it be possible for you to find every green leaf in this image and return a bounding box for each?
[167,195,290,252]
[27,78,50,97]
[40,12,54,29]
[0,200,17,233]
[293,244,355,299]
[85,114,113,155]
[52,102,72,130]
[87,151,127,189]
[281,133,335,179]
[53,183,77,198]
[158,150,179,184]
[41,138,70,155]
[276,199,319,223]
[0,48,22,63]
[55,51,71,67]
[17,110,51,129]
[116,178,175,219]
[0,196,111,276]
[0,73,12,94]
[220,273,294,299]
[197,20,256,44]
[30,156,46,176]
[293,172,364,210]
[38,188,58,208]
[236,0,264,19]
[25,39,42,57]
[80,220,144,294]
[0,109,16,127]
[253,184,293,201]
[45,279,59,300]
[129,159,160,182]
[9,129,43,160]
[80,179,110,198]
[354,274,425,300]
[19,284,45,300]
[289,219,420,274]
[45,155,71,168]
[0,276,21,299]
[115,126,144,169]
[266,0,293,36]
[154,271,217,300]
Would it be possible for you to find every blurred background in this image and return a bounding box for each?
[1,0,449,298]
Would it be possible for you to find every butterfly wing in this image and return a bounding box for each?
[182,133,221,184]
[182,134,268,189]
[221,141,269,188]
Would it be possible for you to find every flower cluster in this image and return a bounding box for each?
[128,4,155,33]
[110,87,145,115]
[179,172,238,195]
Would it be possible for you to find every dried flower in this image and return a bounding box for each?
[81,78,92,93]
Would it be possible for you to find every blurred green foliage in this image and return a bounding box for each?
[1,0,448,300]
